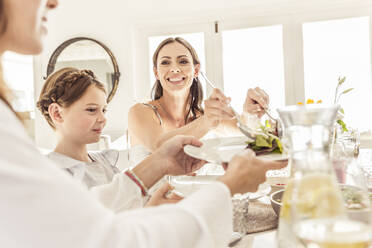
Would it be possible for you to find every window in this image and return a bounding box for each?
[137,2,372,131]
[222,25,285,113]
[148,32,206,96]
[2,52,34,113]
[303,17,371,130]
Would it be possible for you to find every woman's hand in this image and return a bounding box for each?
[204,88,235,128]
[244,87,270,118]
[218,149,287,195]
[145,182,183,207]
[132,135,207,189]
[153,135,207,176]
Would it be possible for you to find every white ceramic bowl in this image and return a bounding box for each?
[270,189,284,216]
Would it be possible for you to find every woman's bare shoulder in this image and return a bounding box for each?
[129,101,160,121]
[130,102,153,114]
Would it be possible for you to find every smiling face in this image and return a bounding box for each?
[1,0,58,54]
[154,42,200,95]
[57,85,108,145]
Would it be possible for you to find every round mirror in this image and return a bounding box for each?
[46,37,120,102]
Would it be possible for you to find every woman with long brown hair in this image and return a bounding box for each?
[0,1,286,247]
[129,37,270,152]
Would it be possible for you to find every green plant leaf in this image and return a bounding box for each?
[338,76,346,86]
[337,119,348,132]
[341,88,354,95]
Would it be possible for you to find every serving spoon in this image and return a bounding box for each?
[199,71,268,140]
[254,103,283,139]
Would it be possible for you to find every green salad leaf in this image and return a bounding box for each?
[245,123,283,154]
[255,135,272,147]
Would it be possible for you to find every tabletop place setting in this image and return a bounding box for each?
[179,101,372,248]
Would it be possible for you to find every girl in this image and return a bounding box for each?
[37,67,183,212]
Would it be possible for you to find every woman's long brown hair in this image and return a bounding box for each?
[151,37,204,124]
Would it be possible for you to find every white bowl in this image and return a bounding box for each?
[270,189,284,216]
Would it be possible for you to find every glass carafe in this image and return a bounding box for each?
[276,105,372,248]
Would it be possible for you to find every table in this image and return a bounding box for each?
[233,230,276,248]
[228,183,283,248]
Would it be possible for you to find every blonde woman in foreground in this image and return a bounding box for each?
[0,0,287,248]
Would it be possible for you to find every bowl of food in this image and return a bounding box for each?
[270,189,284,216]
[340,184,372,222]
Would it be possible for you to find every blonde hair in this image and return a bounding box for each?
[0,63,10,106]
[0,0,15,113]
[37,67,106,128]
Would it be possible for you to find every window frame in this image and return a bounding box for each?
[134,1,372,109]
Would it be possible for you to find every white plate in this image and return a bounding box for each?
[184,136,288,164]
[169,175,271,200]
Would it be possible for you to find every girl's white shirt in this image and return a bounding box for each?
[0,100,233,248]
[47,150,146,212]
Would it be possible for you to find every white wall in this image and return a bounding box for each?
[34,0,371,148]
[34,0,135,148]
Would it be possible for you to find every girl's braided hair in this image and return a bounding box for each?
[37,67,106,128]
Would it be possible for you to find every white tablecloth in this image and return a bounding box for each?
[231,230,276,248]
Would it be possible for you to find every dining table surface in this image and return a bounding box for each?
[226,178,286,248]
[226,147,372,248]
[231,229,276,248]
